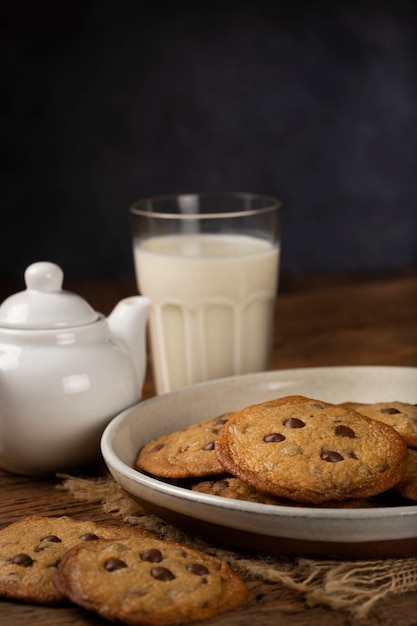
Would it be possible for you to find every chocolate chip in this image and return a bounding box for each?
[203,441,215,450]
[141,549,163,563]
[35,535,62,552]
[11,553,34,567]
[187,563,209,576]
[321,450,344,462]
[151,566,176,581]
[214,479,230,492]
[79,533,100,541]
[40,535,62,543]
[335,425,356,438]
[215,415,229,426]
[104,558,128,571]
[284,418,305,428]
[151,443,164,453]
[381,407,401,415]
[264,433,286,443]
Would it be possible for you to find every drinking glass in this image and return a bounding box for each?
[130,192,281,394]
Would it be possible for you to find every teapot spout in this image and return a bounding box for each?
[107,296,151,392]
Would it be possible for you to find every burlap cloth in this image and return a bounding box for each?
[58,474,417,620]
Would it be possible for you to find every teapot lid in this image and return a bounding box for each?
[0,262,99,329]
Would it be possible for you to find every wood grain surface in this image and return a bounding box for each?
[1,271,417,625]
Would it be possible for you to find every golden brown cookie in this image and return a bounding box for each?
[0,515,143,604]
[215,395,407,504]
[190,475,362,508]
[135,413,233,478]
[340,401,417,447]
[191,474,280,504]
[53,535,248,626]
[394,448,417,502]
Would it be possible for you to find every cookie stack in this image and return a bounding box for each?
[0,515,248,624]
[136,395,417,506]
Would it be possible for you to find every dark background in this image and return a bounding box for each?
[1,0,417,284]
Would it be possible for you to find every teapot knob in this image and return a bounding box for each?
[0,261,98,329]
[25,262,64,292]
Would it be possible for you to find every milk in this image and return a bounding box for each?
[133,233,279,394]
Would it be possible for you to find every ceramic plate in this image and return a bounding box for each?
[101,366,417,559]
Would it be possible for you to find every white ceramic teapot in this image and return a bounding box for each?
[0,262,150,475]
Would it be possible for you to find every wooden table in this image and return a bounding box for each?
[1,271,417,625]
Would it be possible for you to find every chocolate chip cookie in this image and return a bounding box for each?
[340,401,417,447]
[0,515,142,604]
[191,475,363,508]
[135,413,234,478]
[191,474,281,504]
[215,395,407,504]
[53,535,248,625]
[394,447,417,502]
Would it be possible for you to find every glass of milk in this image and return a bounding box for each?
[130,192,281,394]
